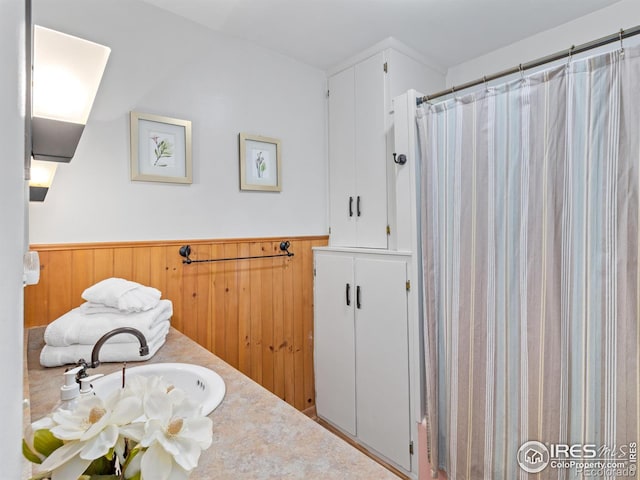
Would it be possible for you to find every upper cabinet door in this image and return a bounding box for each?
[328,52,388,249]
[354,53,388,248]
[328,67,357,247]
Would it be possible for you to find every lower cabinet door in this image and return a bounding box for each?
[355,257,411,470]
[314,252,412,471]
[313,253,356,435]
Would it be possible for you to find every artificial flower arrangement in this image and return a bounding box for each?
[23,375,213,480]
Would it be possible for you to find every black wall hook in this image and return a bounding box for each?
[393,153,407,165]
[179,240,294,264]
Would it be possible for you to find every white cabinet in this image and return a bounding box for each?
[314,249,411,471]
[328,46,445,250]
[328,52,388,249]
[319,40,445,477]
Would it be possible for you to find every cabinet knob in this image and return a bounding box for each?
[356,196,361,217]
[356,285,361,309]
[346,283,351,306]
[349,196,354,217]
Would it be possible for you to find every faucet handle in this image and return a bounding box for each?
[74,359,90,379]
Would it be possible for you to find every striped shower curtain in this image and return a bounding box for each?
[418,46,639,480]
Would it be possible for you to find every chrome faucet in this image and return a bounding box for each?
[76,327,150,374]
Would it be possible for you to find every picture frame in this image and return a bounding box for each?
[239,133,282,192]
[130,111,192,184]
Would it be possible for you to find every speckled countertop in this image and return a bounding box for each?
[26,327,399,479]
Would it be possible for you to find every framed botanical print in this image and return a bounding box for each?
[239,133,281,192]
[130,111,192,184]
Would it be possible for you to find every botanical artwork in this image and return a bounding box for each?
[149,131,175,167]
[252,149,270,178]
[130,111,192,184]
[239,133,281,191]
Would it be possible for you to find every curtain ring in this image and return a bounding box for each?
[483,75,489,92]
[567,45,575,68]
[519,64,525,81]
[619,28,625,57]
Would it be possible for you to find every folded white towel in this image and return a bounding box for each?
[44,299,172,347]
[39,332,168,368]
[82,278,161,312]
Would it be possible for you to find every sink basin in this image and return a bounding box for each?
[92,362,225,416]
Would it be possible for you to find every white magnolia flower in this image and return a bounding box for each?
[137,391,213,480]
[26,375,213,480]
[117,375,188,444]
[35,390,143,480]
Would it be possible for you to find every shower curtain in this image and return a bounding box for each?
[418,46,639,480]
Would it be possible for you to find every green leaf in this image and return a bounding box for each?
[83,455,115,475]
[104,447,115,461]
[22,439,42,464]
[122,445,142,478]
[33,429,63,457]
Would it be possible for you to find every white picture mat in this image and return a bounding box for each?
[244,139,278,186]
[137,119,187,177]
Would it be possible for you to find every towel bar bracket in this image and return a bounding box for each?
[179,240,294,264]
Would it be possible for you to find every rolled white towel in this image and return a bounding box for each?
[82,277,161,312]
[39,331,168,368]
[44,299,172,347]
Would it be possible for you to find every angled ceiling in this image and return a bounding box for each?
[139,0,623,70]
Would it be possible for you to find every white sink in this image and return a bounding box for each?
[92,362,225,415]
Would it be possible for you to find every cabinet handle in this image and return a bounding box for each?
[356,285,361,309]
[346,283,351,306]
[357,196,361,217]
[349,196,354,217]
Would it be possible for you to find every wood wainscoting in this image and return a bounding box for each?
[25,235,328,411]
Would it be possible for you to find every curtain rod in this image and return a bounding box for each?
[417,25,640,105]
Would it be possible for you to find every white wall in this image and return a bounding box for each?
[0,0,25,477]
[30,0,328,244]
[447,0,640,87]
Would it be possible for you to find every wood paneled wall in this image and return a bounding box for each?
[25,235,328,411]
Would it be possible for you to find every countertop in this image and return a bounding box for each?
[26,327,399,479]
